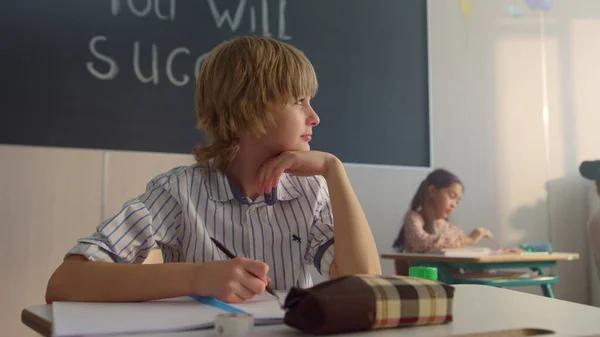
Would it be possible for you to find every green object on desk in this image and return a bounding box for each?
[409,266,438,281]
[409,261,559,298]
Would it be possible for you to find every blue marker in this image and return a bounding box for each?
[520,242,552,253]
[190,296,248,314]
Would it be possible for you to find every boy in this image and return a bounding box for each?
[46,36,381,304]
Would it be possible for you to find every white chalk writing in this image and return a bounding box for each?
[87,0,291,86]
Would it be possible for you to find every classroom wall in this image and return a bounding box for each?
[426,0,600,301]
[3,1,600,336]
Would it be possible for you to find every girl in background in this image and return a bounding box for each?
[392,169,492,253]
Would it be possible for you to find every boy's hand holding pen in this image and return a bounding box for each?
[211,238,279,300]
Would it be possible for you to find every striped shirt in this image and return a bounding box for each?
[67,162,335,290]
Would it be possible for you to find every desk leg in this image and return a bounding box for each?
[541,284,555,298]
[533,267,555,298]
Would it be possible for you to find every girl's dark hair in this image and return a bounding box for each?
[392,169,462,250]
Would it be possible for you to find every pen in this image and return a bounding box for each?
[210,237,280,301]
[486,236,502,251]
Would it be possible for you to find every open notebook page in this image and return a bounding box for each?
[52,292,285,337]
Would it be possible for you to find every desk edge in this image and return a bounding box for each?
[22,308,51,337]
[380,253,580,263]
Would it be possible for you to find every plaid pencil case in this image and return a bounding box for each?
[282,274,455,335]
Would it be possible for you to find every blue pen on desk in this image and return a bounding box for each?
[190,296,248,314]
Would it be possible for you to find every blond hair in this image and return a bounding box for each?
[193,36,318,172]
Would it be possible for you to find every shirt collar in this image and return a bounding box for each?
[204,161,303,205]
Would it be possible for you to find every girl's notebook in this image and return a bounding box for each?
[52,292,285,337]
[428,247,495,257]
[428,247,550,257]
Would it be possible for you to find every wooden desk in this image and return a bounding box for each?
[22,285,600,337]
[381,252,580,298]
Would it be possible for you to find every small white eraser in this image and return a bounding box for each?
[214,313,254,337]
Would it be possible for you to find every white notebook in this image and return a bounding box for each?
[428,247,550,257]
[52,292,286,337]
[428,247,494,257]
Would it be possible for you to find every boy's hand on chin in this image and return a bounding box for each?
[257,151,337,194]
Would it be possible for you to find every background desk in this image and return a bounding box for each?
[22,284,600,337]
[381,252,580,298]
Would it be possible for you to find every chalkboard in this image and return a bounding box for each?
[1,0,430,167]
